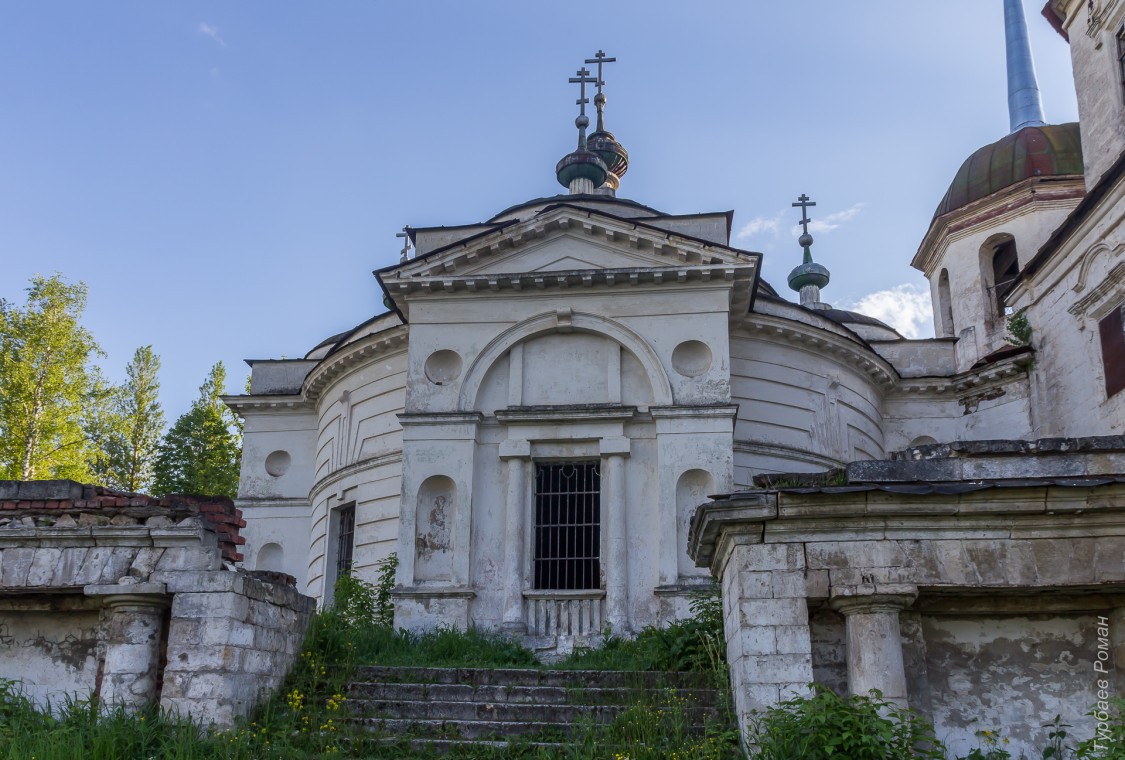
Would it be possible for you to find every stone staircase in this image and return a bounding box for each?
[346,665,730,753]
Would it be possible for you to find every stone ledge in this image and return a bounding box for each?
[85,581,168,597]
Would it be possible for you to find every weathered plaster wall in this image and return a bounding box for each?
[0,481,315,727]
[729,332,885,484]
[923,613,1100,757]
[1058,0,1125,185]
[883,373,1034,452]
[1017,177,1125,437]
[917,190,1081,372]
[689,451,1125,754]
[305,347,407,601]
[0,602,101,708]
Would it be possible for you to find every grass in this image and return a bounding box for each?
[0,564,739,759]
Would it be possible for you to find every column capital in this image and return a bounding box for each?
[599,437,631,457]
[85,582,170,610]
[830,585,917,616]
[499,439,532,459]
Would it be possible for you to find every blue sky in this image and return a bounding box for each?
[0,1,1079,421]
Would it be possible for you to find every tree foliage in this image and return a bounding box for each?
[92,346,165,492]
[0,274,106,481]
[152,362,241,497]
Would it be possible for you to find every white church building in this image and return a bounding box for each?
[227,0,1124,674]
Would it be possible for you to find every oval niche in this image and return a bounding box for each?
[671,340,713,378]
[424,350,463,385]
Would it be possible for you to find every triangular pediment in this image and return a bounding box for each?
[452,232,704,275]
[378,204,757,283]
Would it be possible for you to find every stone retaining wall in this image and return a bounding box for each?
[0,480,314,727]
[690,443,1125,756]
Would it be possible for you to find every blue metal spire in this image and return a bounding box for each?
[1004,0,1047,132]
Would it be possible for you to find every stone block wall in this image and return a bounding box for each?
[690,442,1125,756]
[0,480,314,727]
[159,571,311,725]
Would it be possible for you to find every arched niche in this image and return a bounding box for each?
[676,469,715,578]
[937,269,955,338]
[256,542,284,573]
[415,475,456,582]
[980,233,1019,317]
[459,311,674,412]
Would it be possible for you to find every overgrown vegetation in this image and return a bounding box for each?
[1005,308,1033,348]
[556,584,726,674]
[5,561,1115,759]
[744,684,945,760]
[0,555,740,758]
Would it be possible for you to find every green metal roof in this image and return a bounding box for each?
[934,122,1083,219]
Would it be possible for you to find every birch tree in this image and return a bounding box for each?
[0,274,104,480]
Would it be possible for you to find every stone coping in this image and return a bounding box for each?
[688,482,1125,569]
[0,480,247,564]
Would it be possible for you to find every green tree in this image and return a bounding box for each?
[152,362,241,497]
[0,274,106,481]
[93,346,164,492]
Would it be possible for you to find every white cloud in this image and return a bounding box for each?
[736,211,784,240]
[806,202,866,234]
[842,283,934,339]
[198,22,226,47]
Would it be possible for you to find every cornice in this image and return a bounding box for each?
[1069,260,1125,318]
[734,440,845,470]
[308,450,404,501]
[912,176,1085,275]
[387,264,755,298]
[302,326,409,401]
[734,314,899,389]
[650,405,739,419]
[398,412,485,427]
[387,205,759,281]
[222,394,313,413]
[495,405,638,424]
[894,351,1033,396]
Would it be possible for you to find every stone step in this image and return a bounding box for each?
[350,665,717,690]
[399,738,569,754]
[346,666,732,748]
[348,680,722,707]
[349,696,722,725]
[359,716,573,740]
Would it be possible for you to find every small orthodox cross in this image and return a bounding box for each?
[792,194,816,236]
[568,67,597,116]
[396,226,412,262]
[585,50,616,94]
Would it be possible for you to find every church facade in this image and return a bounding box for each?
[228,0,1124,749]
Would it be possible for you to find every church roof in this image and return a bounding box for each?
[487,194,665,223]
[933,122,1083,219]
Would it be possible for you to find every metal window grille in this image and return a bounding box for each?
[335,504,356,577]
[533,461,601,590]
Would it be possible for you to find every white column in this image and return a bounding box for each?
[89,588,170,712]
[831,587,918,710]
[500,439,531,633]
[602,437,631,633]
